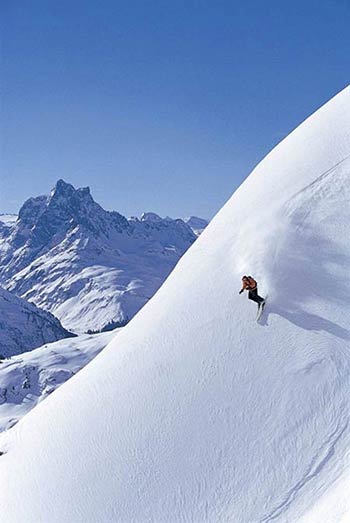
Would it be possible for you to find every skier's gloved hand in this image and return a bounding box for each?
[239,289,243,294]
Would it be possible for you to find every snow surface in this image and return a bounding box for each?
[1,87,350,522]
[0,329,117,433]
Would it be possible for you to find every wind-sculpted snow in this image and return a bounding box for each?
[0,287,73,358]
[1,87,350,522]
[0,181,197,333]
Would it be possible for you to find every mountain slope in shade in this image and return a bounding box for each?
[0,287,72,358]
[0,182,197,333]
[184,215,208,235]
[1,87,350,522]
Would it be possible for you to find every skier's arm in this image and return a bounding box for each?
[239,280,247,294]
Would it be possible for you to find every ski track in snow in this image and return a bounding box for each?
[261,420,349,522]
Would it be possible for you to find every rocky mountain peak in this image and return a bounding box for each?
[48,179,95,213]
[50,179,93,205]
[12,180,110,254]
[184,216,208,228]
[140,212,162,222]
[51,179,76,197]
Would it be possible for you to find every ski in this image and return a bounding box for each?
[256,301,266,322]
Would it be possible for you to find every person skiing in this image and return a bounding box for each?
[239,275,265,311]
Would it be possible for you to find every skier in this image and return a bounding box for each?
[239,275,265,317]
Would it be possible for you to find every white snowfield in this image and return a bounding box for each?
[1,87,350,522]
[0,330,117,433]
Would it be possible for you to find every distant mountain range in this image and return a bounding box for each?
[0,181,207,334]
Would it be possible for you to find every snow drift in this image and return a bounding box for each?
[1,87,350,522]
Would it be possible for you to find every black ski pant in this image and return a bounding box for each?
[248,288,264,305]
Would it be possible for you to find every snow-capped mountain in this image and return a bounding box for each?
[184,215,208,235]
[0,329,117,433]
[0,181,197,333]
[1,87,349,522]
[0,214,17,227]
[0,286,72,358]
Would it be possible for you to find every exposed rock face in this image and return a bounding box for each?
[183,216,208,235]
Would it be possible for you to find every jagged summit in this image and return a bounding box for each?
[50,179,94,209]
[1,88,349,522]
[50,178,76,196]
[140,211,162,222]
[8,180,128,261]
[0,181,196,332]
[17,179,123,244]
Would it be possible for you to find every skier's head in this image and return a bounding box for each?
[242,275,248,281]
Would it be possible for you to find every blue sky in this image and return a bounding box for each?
[1,0,349,219]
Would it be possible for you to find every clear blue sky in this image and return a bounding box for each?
[1,0,349,219]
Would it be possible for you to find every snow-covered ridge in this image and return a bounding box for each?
[0,214,17,227]
[0,329,117,433]
[1,87,350,522]
[0,181,203,333]
[0,286,73,358]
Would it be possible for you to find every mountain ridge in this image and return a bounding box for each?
[0,286,73,358]
[0,180,203,333]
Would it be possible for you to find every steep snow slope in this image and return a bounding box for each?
[0,183,196,333]
[0,329,117,432]
[1,87,350,522]
[0,287,72,358]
